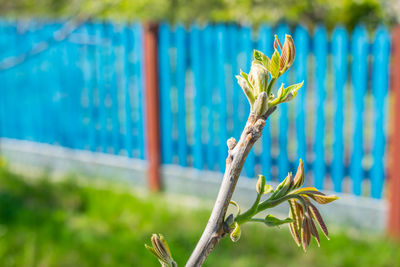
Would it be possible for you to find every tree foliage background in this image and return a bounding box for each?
[0,0,399,29]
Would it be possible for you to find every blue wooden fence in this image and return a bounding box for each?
[0,21,392,199]
[0,21,146,159]
[158,23,391,199]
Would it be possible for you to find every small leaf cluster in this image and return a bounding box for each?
[145,234,177,267]
[226,159,339,252]
[236,34,303,117]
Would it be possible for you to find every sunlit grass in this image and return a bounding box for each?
[0,166,398,267]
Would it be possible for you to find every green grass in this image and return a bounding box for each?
[0,165,399,267]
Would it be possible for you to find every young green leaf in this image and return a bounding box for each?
[230,222,241,242]
[270,81,304,105]
[264,214,293,227]
[263,184,274,195]
[236,75,255,107]
[229,200,241,215]
[254,49,271,71]
[270,50,281,78]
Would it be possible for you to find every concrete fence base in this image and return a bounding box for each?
[0,138,386,232]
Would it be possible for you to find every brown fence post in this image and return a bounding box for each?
[143,23,161,191]
[388,26,400,237]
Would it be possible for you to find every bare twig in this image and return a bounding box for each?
[185,108,276,267]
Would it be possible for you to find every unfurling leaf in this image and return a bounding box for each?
[264,214,292,227]
[308,203,329,239]
[301,216,311,251]
[307,215,321,247]
[256,175,266,195]
[279,34,295,73]
[294,187,339,204]
[254,49,271,70]
[308,194,340,204]
[270,50,281,78]
[236,75,255,107]
[292,159,305,189]
[271,81,303,105]
[272,172,293,198]
[288,199,303,247]
[289,222,301,247]
[145,234,177,267]
[229,200,241,216]
[230,222,241,242]
[263,184,274,195]
[274,34,283,51]
[248,62,269,95]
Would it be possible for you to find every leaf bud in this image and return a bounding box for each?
[253,92,268,116]
[248,61,269,96]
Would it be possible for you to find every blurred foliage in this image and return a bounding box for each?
[0,0,396,30]
[0,165,399,266]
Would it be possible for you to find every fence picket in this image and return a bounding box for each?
[190,24,203,170]
[294,25,309,175]
[94,23,107,152]
[204,25,216,170]
[351,25,368,196]
[313,26,327,189]
[122,25,133,158]
[371,26,390,198]
[176,24,188,167]
[159,23,173,163]
[216,25,228,172]
[134,24,145,160]
[332,26,348,192]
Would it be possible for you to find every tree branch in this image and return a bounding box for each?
[185,107,276,267]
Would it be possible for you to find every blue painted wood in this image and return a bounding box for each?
[204,25,216,170]
[5,22,17,140]
[114,23,130,156]
[229,25,240,142]
[313,26,327,189]
[175,24,188,167]
[81,23,97,151]
[239,26,254,178]
[216,24,228,173]
[0,21,392,199]
[350,25,368,196]
[100,22,113,153]
[159,23,174,164]
[371,26,390,199]
[293,25,309,175]
[226,25,236,139]
[11,22,23,141]
[0,20,7,139]
[190,24,204,170]
[258,24,273,180]
[17,22,31,141]
[332,26,348,193]
[45,23,63,147]
[93,22,108,152]
[110,23,121,155]
[18,22,30,141]
[122,24,134,158]
[133,24,145,160]
[276,24,291,181]
[69,23,86,149]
